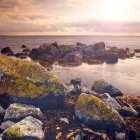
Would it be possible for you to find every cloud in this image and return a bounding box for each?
[0,0,140,35]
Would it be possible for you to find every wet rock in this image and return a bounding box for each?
[1,47,14,56]
[114,132,128,140]
[21,45,27,49]
[70,78,82,86]
[101,93,121,110]
[14,52,27,59]
[22,48,30,53]
[0,55,67,110]
[119,106,138,117]
[91,80,123,97]
[135,105,140,114]
[92,42,105,51]
[2,116,44,140]
[75,93,125,132]
[62,51,83,65]
[134,49,140,53]
[4,103,43,122]
[0,121,15,133]
[129,51,135,57]
[106,52,118,63]
[29,42,59,60]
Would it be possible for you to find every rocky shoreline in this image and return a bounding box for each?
[1,41,139,69]
[0,55,140,140]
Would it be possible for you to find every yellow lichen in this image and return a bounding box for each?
[7,127,20,137]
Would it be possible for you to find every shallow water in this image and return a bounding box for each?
[0,35,140,96]
[52,57,140,96]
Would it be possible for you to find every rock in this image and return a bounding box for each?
[135,105,140,114]
[0,121,15,133]
[92,42,106,60]
[1,47,14,56]
[21,45,27,49]
[126,48,129,52]
[129,51,135,57]
[75,93,125,132]
[115,132,128,140]
[106,52,118,63]
[91,80,123,97]
[74,129,86,140]
[22,48,30,53]
[29,42,59,60]
[62,51,83,65]
[2,116,44,140]
[4,103,43,122]
[119,107,138,117]
[70,78,81,86]
[14,52,28,59]
[92,42,105,51]
[101,93,121,110]
[134,49,140,53]
[0,106,5,122]
[0,55,67,110]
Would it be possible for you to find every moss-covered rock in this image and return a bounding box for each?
[75,93,125,132]
[4,103,43,122]
[0,55,67,109]
[2,116,44,140]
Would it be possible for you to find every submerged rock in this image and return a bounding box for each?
[1,47,14,56]
[75,93,125,132]
[4,103,43,122]
[2,116,44,140]
[92,80,123,97]
[0,55,67,109]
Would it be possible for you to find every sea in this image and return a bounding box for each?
[0,35,140,96]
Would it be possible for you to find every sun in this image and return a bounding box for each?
[99,0,127,21]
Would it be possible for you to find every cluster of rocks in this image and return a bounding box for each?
[1,42,137,68]
[0,55,140,140]
[1,45,30,59]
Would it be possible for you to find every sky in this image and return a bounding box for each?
[0,0,140,35]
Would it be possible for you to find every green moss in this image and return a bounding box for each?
[0,55,67,98]
[76,93,120,120]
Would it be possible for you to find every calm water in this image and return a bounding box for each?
[0,35,140,96]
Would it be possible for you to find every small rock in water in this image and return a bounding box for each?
[70,78,82,86]
[92,79,123,97]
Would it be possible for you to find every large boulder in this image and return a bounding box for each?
[60,51,83,65]
[29,42,59,60]
[75,93,125,132]
[2,116,44,140]
[0,55,67,109]
[91,80,123,97]
[106,52,118,63]
[4,103,43,122]
[1,47,14,56]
